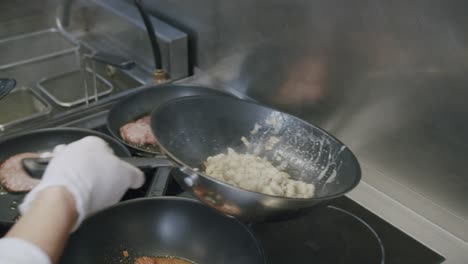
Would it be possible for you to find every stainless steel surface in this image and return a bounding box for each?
[0,46,142,125]
[349,179,468,264]
[82,52,135,104]
[37,68,114,107]
[140,0,468,246]
[0,28,79,70]
[0,0,191,136]
[0,48,79,86]
[62,0,188,80]
[0,0,152,135]
[0,87,51,131]
[0,79,16,100]
[0,0,57,39]
[87,52,135,70]
[151,96,361,221]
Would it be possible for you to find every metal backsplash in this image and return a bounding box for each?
[62,0,189,81]
[0,0,57,38]
[137,0,468,242]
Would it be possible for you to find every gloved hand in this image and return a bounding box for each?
[19,136,144,230]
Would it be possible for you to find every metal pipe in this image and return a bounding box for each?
[133,0,163,70]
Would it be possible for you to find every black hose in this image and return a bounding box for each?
[134,0,163,70]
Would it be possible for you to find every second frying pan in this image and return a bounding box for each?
[60,197,265,264]
[0,128,131,225]
[107,85,232,155]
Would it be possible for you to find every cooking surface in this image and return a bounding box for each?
[253,204,384,263]
[253,197,444,264]
[179,190,445,264]
[94,108,442,263]
[0,121,445,264]
[77,122,446,263]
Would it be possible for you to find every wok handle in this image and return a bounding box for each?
[146,166,171,197]
[22,156,176,178]
[178,166,200,188]
[122,156,175,168]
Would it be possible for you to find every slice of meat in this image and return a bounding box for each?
[0,152,41,192]
[120,115,158,146]
[135,257,192,264]
[136,115,151,125]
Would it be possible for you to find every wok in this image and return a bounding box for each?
[0,128,131,225]
[149,95,361,222]
[60,197,265,264]
[107,85,231,155]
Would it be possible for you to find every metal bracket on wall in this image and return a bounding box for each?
[57,0,189,81]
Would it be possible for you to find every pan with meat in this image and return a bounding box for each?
[0,128,131,224]
[119,114,159,153]
[107,85,231,155]
[0,152,42,193]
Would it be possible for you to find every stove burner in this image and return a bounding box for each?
[30,122,440,264]
[253,205,385,264]
[0,114,446,264]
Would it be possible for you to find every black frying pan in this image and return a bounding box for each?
[0,128,131,225]
[60,197,265,264]
[107,85,232,155]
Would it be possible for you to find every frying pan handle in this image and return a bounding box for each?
[178,166,199,188]
[122,156,175,168]
[145,166,171,197]
[22,156,176,178]
[22,157,49,179]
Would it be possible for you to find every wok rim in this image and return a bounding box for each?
[78,196,267,264]
[151,95,362,202]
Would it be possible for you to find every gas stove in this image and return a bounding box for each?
[0,112,445,264]
[90,121,444,264]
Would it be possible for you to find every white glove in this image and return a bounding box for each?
[19,136,144,230]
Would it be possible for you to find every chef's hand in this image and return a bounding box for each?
[19,136,144,230]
